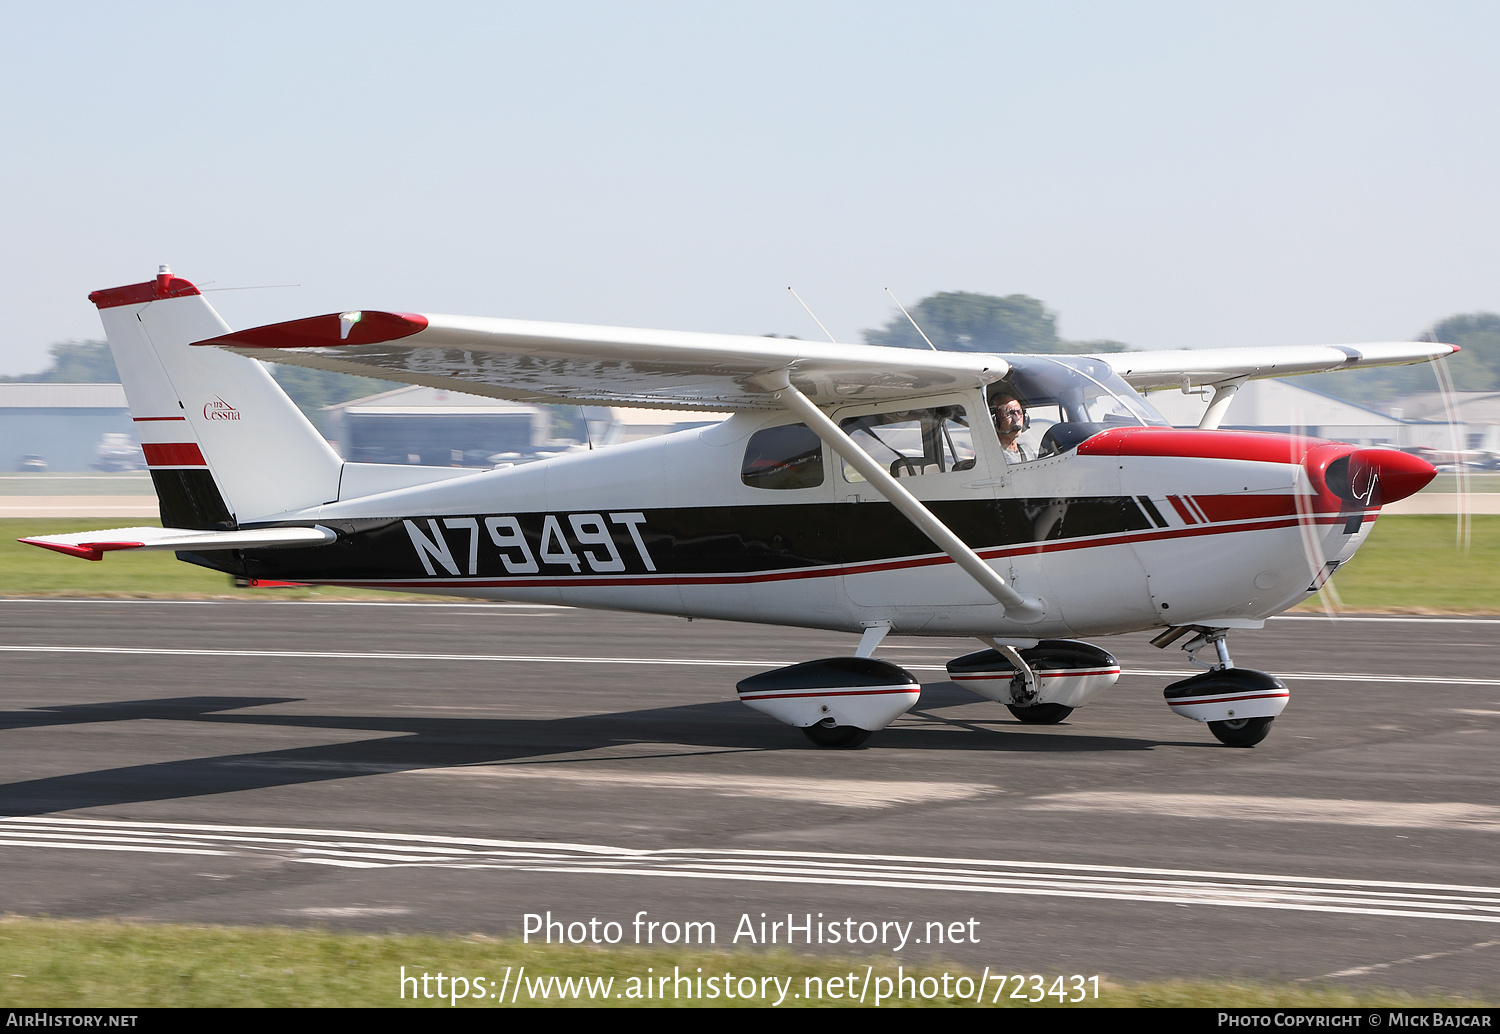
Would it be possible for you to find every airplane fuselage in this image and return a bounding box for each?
[217,390,1374,641]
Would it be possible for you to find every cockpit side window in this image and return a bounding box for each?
[741,422,825,490]
[838,405,975,482]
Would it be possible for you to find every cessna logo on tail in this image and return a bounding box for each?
[203,397,240,420]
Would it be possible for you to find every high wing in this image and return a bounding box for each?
[1099,342,1458,393]
[195,310,1459,410]
[194,311,1010,412]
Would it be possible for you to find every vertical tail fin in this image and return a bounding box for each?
[90,267,343,527]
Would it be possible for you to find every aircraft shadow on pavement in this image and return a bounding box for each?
[0,686,1168,816]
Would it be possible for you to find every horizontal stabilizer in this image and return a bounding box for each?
[19,525,336,562]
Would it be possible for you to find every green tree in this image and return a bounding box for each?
[862,291,1128,354]
[1431,313,1500,392]
[1296,312,1500,406]
[0,340,117,382]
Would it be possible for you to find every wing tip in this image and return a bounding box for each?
[193,311,429,349]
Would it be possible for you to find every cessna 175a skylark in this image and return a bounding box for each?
[24,268,1455,749]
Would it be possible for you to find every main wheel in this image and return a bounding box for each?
[1006,703,1074,724]
[802,723,873,749]
[1208,716,1273,747]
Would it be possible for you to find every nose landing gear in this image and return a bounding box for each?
[1152,626,1290,747]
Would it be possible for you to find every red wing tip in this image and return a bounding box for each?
[19,538,144,561]
[89,272,201,309]
[193,311,429,349]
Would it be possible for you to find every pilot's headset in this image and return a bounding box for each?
[991,390,1031,433]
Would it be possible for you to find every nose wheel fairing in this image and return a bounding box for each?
[1154,625,1289,746]
[1163,667,1290,723]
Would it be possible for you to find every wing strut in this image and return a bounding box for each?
[760,371,1046,623]
[1197,376,1247,430]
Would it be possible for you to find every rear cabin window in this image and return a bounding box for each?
[741,423,825,490]
[838,406,975,482]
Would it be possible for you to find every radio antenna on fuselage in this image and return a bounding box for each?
[885,288,939,351]
[787,286,838,344]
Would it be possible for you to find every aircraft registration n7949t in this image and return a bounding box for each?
[24,268,1455,749]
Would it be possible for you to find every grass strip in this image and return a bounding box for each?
[1297,514,1500,613]
[0,918,1489,1008]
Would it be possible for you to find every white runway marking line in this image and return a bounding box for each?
[1024,792,1500,833]
[6,644,1500,686]
[0,817,1497,924]
[1302,939,1500,982]
[0,645,779,667]
[206,759,991,808]
[407,767,991,808]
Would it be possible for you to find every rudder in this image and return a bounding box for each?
[91,267,343,527]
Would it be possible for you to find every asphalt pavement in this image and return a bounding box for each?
[1,599,1496,996]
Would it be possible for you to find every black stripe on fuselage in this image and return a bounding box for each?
[1136,495,1170,528]
[220,497,1153,583]
[149,469,235,530]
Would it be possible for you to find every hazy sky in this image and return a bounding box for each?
[3,1,1498,376]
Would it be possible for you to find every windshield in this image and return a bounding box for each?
[990,355,1168,460]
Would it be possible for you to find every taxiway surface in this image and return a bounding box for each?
[1,599,1496,995]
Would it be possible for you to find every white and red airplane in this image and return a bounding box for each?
[24,267,1454,748]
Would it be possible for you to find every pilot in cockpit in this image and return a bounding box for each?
[990,390,1031,463]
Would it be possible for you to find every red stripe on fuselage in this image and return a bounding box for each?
[310,509,1376,592]
[1193,495,1302,522]
[141,442,207,467]
[1167,496,1198,524]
